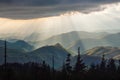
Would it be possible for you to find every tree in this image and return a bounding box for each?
[40,61,51,80]
[107,58,116,72]
[65,54,72,73]
[74,47,86,73]
[4,40,7,71]
[100,54,106,71]
[61,62,67,80]
[117,60,120,73]
[65,54,72,80]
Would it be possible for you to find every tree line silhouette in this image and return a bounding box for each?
[0,42,120,80]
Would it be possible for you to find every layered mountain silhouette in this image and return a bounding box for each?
[86,46,120,60]
[0,40,34,64]
[0,42,71,68]
[37,31,109,48]
[35,31,120,54]
[0,31,120,69]
[68,39,110,54]
[0,40,34,52]
[27,43,71,68]
[0,40,102,69]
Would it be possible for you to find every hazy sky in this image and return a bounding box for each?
[0,0,120,40]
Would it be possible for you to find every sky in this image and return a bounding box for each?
[0,0,120,40]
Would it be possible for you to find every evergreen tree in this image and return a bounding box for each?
[100,54,106,71]
[74,47,86,73]
[61,62,67,80]
[4,40,7,71]
[117,60,120,73]
[65,54,72,73]
[40,61,50,80]
[107,58,116,72]
[65,54,72,80]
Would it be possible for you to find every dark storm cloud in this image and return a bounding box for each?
[0,0,119,6]
[0,0,120,19]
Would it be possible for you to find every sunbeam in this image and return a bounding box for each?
[0,3,120,48]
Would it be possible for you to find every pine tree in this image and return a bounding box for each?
[107,58,116,72]
[74,47,86,73]
[4,40,7,70]
[65,54,72,73]
[65,54,72,80]
[52,56,55,80]
[41,61,51,80]
[61,62,67,80]
[117,60,120,73]
[100,54,106,71]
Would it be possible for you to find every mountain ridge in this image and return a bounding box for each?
[86,46,120,59]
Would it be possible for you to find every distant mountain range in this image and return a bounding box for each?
[0,40,34,52]
[30,31,120,54]
[36,31,109,48]
[0,42,71,68]
[0,39,101,68]
[0,31,120,69]
[0,40,34,64]
[86,46,120,60]
[2,31,120,53]
[27,43,71,68]
[0,39,120,68]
